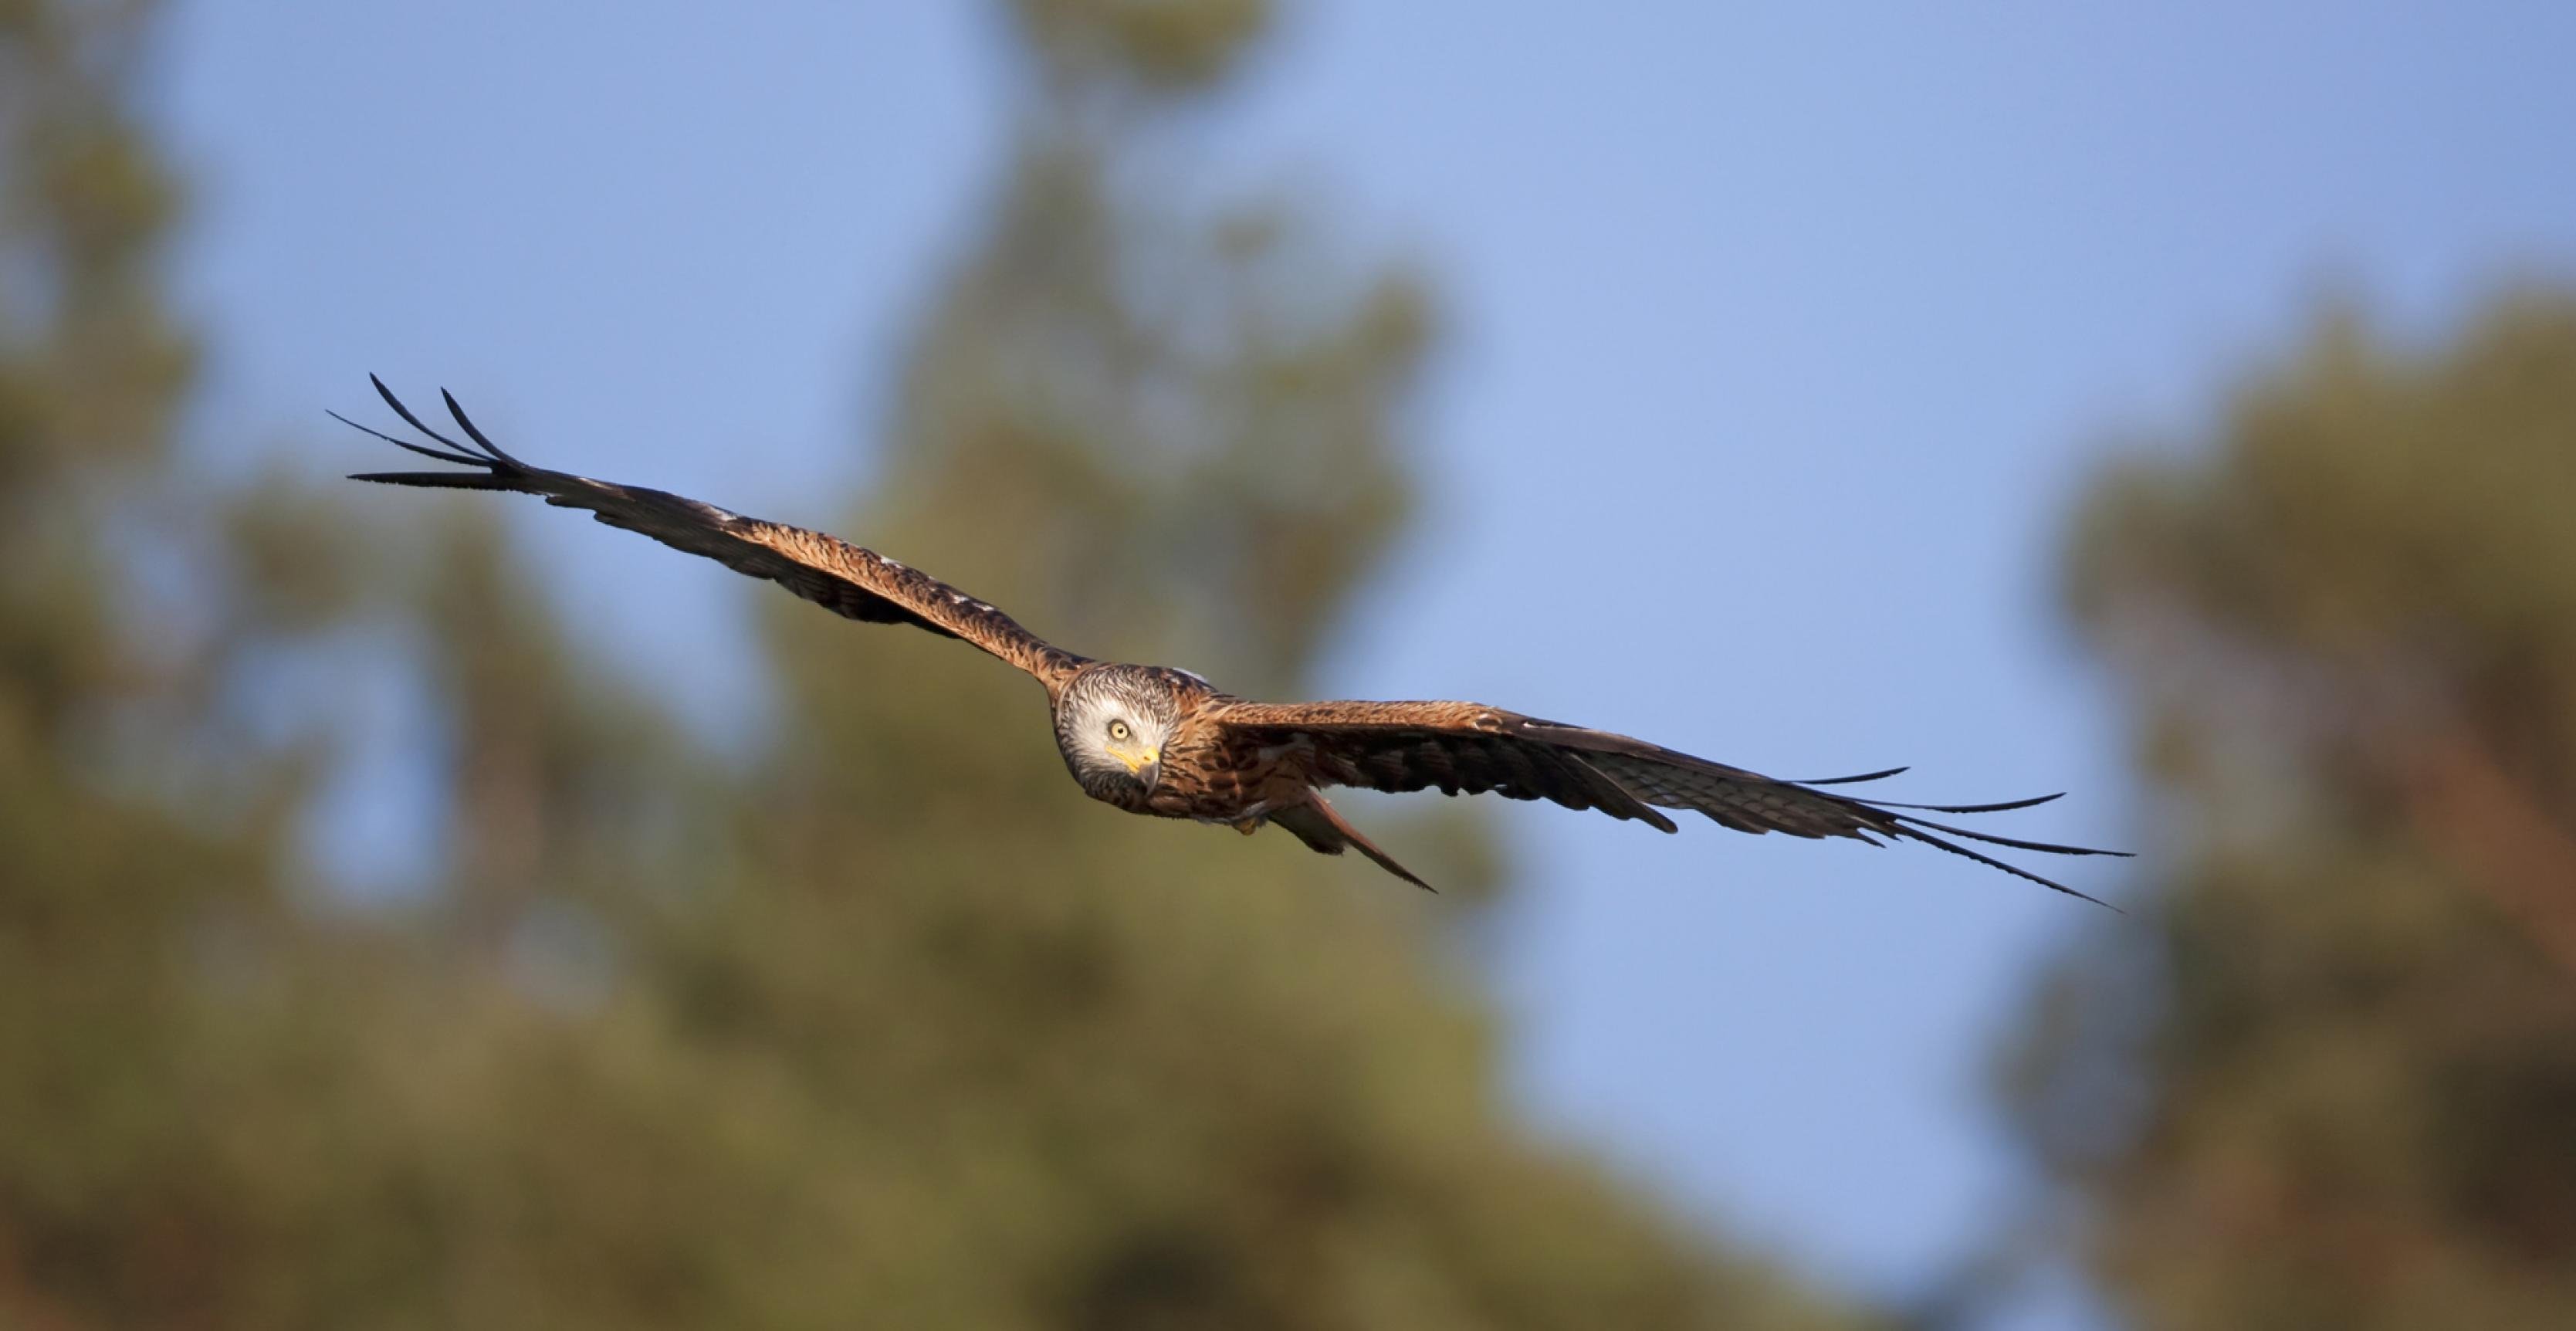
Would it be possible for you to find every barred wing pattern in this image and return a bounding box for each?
[1206,699,2124,905]
[340,378,1090,691]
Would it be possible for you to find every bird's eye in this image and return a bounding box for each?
[1108,720,1132,743]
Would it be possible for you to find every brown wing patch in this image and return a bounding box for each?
[1206,699,1677,831]
[714,516,1087,682]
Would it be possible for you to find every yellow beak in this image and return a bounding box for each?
[1112,745,1159,776]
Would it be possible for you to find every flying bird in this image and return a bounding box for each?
[340,378,2124,905]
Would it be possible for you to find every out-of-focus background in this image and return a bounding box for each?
[6,2,2574,1327]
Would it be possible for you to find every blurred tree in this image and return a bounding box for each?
[0,1,289,1320]
[1999,295,2576,1330]
[0,1,1879,1327]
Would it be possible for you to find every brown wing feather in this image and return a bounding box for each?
[1207,699,1680,832]
[340,379,1088,690]
[1204,699,2126,906]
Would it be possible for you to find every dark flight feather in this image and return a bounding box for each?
[340,380,1090,689]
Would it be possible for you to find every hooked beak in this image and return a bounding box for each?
[1112,744,1160,787]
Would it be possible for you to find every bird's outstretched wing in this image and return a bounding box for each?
[340,378,1090,690]
[1204,698,2126,906]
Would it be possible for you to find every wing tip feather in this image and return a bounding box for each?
[1890,823,2126,912]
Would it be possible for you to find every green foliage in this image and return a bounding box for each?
[0,2,1872,1328]
[1009,0,1273,97]
[2003,295,2576,1329]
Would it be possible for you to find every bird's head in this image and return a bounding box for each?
[1054,666,1181,802]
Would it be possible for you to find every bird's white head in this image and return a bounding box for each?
[1054,666,1182,804]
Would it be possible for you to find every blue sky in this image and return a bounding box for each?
[158,2,2576,1325]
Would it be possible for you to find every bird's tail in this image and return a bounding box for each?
[1269,796,1434,892]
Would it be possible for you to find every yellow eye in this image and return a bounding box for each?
[1108,720,1131,742]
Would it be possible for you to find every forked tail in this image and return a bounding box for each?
[1269,796,1434,892]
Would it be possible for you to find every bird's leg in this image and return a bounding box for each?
[1231,817,1263,836]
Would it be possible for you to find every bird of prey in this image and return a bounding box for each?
[340,378,2124,905]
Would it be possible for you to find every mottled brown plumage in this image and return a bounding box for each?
[344,379,2126,906]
